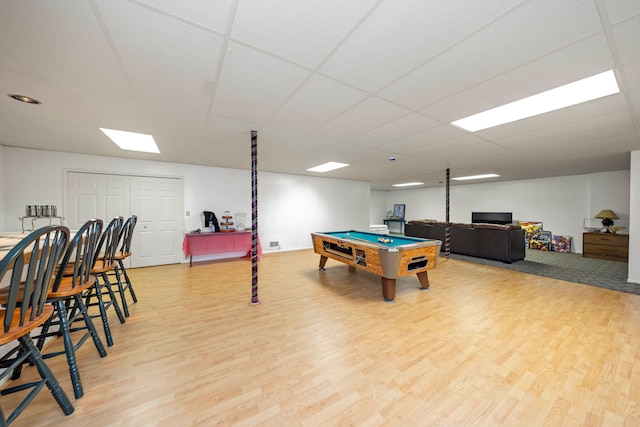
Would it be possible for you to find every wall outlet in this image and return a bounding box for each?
[186,210,190,216]
[270,241,280,249]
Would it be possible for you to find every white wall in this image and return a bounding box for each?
[2,146,370,255]
[629,150,639,284]
[259,172,370,250]
[369,190,387,225]
[373,171,631,255]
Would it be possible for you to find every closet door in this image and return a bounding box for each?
[130,176,182,267]
[66,172,129,229]
[66,171,183,267]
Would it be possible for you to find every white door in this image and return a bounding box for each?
[130,176,182,267]
[66,172,129,229]
[66,171,183,268]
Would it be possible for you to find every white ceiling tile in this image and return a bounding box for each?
[257,127,306,152]
[135,0,234,33]
[53,83,149,131]
[320,0,523,92]
[476,94,629,140]
[232,0,377,69]
[153,139,204,165]
[613,14,640,64]
[201,115,261,168]
[0,1,131,96]
[268,74,368,131]
[0,45,30,73]
[381,125,469,153]
[548,152,630,175]
[212,42,310,123]
[0,114,122,157]
[492,110,635,146]
[419,34,615,122]
[0,70,88,123]
[623,59,640,89]
[381,0,603,110]
[346,113,441,148]
[630,87,640,115]
[604,0,640,24]
[144,102,208,144]
[97,0,224,111]
[315,97,411,141]
[399,134,490,170]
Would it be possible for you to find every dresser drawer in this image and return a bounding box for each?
[583,232,629,261]
[583,233,628,247]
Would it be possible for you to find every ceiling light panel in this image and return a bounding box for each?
[452,70,620,132]
[392,182,424,187]
[307,162,349,172]
[452,174,500,180]
[100,128,160,153]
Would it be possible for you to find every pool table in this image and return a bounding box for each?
[311,230,442,302]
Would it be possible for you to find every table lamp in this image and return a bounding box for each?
[594,209,619,232]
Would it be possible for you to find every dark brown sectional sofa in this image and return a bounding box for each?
[405,220,525,263]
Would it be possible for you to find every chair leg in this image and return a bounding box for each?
[8,346,27,381]
[113,267,130,318]
[101,273,126,324]
[118,260,138,303]
[55,301,83,399]
[73,294,107,358]
[87,278,115,347]
[18,335,74,417]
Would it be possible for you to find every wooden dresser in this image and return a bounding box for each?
[582,232,629,262]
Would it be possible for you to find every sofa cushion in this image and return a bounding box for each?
[451,222,473,228]
[407,219,438,225]
[472,223,521,231]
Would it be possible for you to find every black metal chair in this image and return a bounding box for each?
[109,215,138,317]
[32,219,108,399]
[0,226,74,425]
[83,216,125,347]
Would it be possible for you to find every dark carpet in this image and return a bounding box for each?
[448,249,638,295]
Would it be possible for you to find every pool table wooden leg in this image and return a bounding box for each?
[417,271,430,290]
[381,277,395,303]
[319,255,328,270]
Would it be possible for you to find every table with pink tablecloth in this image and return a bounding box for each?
[182,231,261,266]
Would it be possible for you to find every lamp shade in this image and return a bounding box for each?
[595,209,619,219]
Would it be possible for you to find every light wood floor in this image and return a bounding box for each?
[3,249,640,426]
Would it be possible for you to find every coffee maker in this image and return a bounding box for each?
[203,211,219,232]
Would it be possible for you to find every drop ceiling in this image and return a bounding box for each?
[0,0,638,190]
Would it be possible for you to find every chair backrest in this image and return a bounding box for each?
[0,226,69,333]
[92,216,123,272]
[118,215,137,256]
[52,219,103,292]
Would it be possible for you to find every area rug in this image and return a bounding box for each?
[448,249,638,295]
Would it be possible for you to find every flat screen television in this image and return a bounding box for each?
[472,212,513,225]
